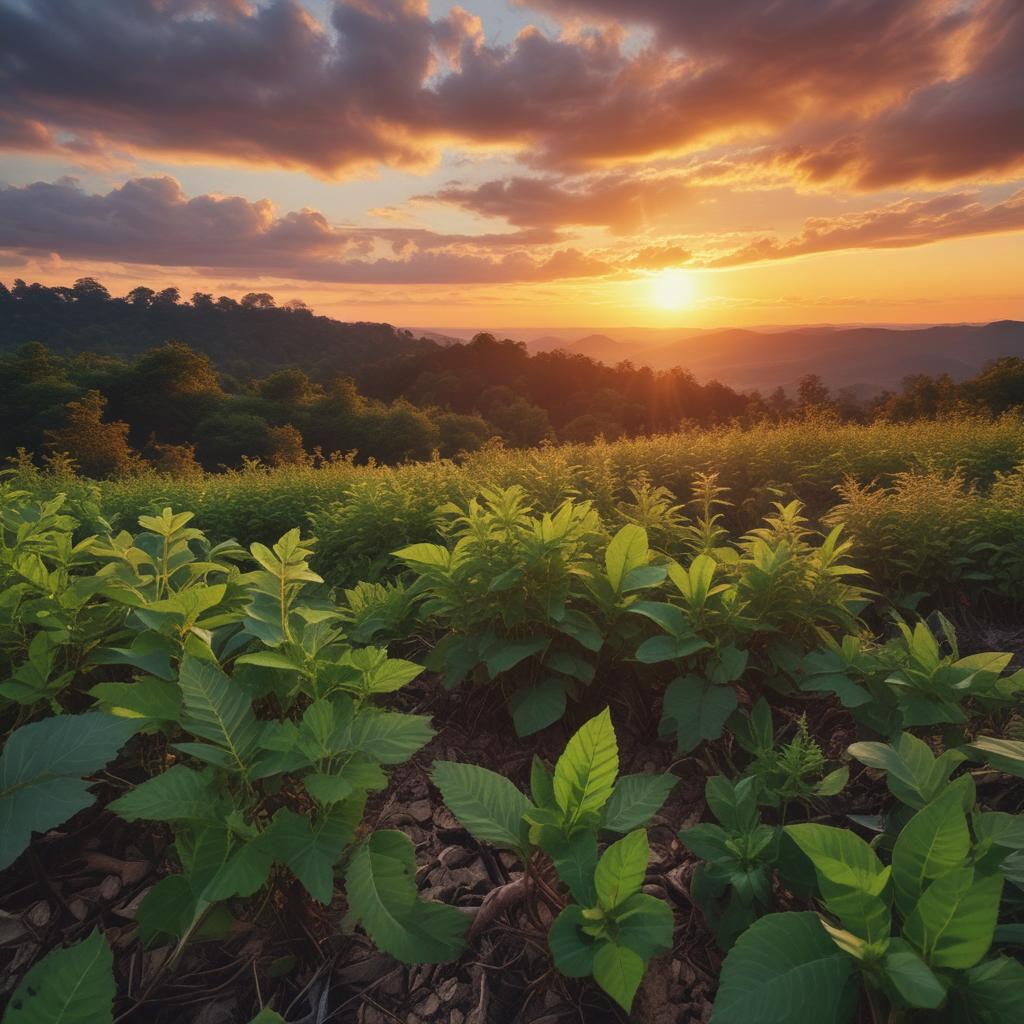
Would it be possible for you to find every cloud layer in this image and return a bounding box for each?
[1,0,1021,186]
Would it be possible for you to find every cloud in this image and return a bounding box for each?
[426,172,692,232]
[707,189,1024,267]
[0,175,610,284]
[1,0,1019,188]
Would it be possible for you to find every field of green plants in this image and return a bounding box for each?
[1,415,1023,1023]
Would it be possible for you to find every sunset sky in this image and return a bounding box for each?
[0,0,1021,328]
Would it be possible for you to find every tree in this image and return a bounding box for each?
[71,277,110,303]
[797,374,831,410]
[126,286,155,307]
[45,391,139,478]
[260,368,315,405]
[266,424,309,466]
[240,292,276,309]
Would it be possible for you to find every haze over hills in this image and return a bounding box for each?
[417,322,1024,395]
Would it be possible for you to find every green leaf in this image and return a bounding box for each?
[965,737,1024,778]
[595,830,648,910]
[432,761,531,857]
[891,779,971,917]
[340,710,434,764]
[903,867,1003,969]
[614,891,674,960]
[660,676,737,754]
[602,773,676,832]
[883,941,946,1009]
[510,677,566,737]
[247,1012,286,1024]
[548,905,596,978]
[553,707,619,828]
[605,524,648,592]
[593,941,645,1012]
[177,654,259,774]
[136,874,198,944]
[636,634,709,663]
[263,807,358,904]
[849,733,966,809]
[89,677,182,726]
[956,956,1024,1022]
[3,930,114,1024]
[485,638,548,676]
[344,830,467,963]
[530,755,555,809]
[109,765,223,824]
[0,713,138,870]
[785,823,891,946]
[711,912,856,1024]
[538,826,598,905]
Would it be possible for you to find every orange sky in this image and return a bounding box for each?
[0,0,1022,329]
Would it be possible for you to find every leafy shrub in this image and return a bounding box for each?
[713,780,1024,1023]
[433,708,676,1011]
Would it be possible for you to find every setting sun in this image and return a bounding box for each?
[650,269,695,311]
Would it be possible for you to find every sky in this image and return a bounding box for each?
[0,0,1022,329]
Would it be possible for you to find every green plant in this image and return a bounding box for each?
[679,776,777,948]
[712,778,1024,1022]
[801,616,1023,738]
[432,708,676,1011]
[395,487,609,736]
[734,699,849,810]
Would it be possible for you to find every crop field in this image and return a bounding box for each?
[2,415,1023,1023]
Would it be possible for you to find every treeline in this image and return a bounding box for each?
[0,276,429,378]
[2,279,1024,477]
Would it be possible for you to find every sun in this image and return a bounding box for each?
[649,268,695,311]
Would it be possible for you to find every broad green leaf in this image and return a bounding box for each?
[593,941,645,1012]
[785,823,891,946]
[636,634,709,663]
[705,776,759,834]
[510,677,566,737]
[3,930,114,1024]
[892,779,971,917]
[553,708,619,828]
[177,654,259,774]
[903,867,1003,969]
[538,826,598,905]
[89,677,182,725]
[344,830,467,963]
[136,874,198,944]
[392,543,450,567]
[602,773,676,832]
[883,941,946,1009]
[965,737,1024,779]
[711,912,856,1024]
[203,835,276,902]
[605,525,648,592]
[595,830,648,910]
[485,638,548,677]
[109,765,224,824]
[848,733,966,809]
[548,905,596,978]
[340,710,434,764]
[432,761,531,857]
[614,892,674,960]
[956,956,1024,1022]
[0,713,138,870]
[247,1012,286,1024]
[263,807,358,904]
[660,676,737,754]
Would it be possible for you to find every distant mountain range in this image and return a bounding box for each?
[417,322,1024,396]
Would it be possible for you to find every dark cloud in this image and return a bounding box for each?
[427,173,691,232]
[0,175,608,283]
[0,0,1018,186]
[707,189,1024,267]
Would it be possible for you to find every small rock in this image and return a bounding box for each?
[68,898,89,922]
[408,800,434,824]
[100,875,123,900]
[26,902,51,928]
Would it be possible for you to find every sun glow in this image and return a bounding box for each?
[649,268,695,310]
